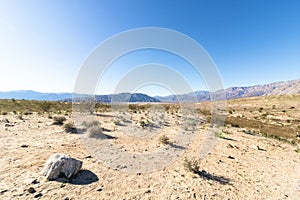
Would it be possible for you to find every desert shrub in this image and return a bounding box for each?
[183,117,197,131]
[114,120,123,126]
[53,116,66,125]
[40,101,51,112]
[24,111,32,115]
[159,135,170,145]
[63,122,77,133]
[139,119,151,128]
[183,158,200,173]
[18,114,23,120]
[215,131,225,138]
[1,112,8,115]
[295,147,300,154]
[82,120,100,128]
[88,125,103,138]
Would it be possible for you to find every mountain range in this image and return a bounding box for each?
[156,79,300,102]
[0,79,299,102]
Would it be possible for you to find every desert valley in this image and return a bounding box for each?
[0,87,299,199]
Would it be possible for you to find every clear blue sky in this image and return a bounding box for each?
[0,0,300,96]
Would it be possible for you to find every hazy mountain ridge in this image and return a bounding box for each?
[0,79,299,102]
[155,79,300,102]
[0,91,160,103]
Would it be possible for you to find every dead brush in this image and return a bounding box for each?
[63,122,77,133]
[159,134,170,145]
[183,157,200,173]
[53,116,66,125]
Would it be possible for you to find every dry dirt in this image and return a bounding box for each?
[0,105,299,199]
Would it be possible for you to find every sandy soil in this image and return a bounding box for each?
[0,111,299,200]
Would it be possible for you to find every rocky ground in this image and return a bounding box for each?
[0,104,299,199]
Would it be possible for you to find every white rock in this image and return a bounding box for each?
[41,154,82,180]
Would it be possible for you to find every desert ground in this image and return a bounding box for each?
[0,95,300,199]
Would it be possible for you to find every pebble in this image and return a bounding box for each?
[27,187,36,194]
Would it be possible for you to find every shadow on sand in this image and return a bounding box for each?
[197,170,231,185]
[56,170,99,185]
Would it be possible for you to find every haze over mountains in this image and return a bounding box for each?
[0,79,299,102]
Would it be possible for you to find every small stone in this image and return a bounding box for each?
[21,144,29,148]
[228,155,235,159]
[27,187,36,194]
[97,188,103,192]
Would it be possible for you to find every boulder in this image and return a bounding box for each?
[41,154,82,180]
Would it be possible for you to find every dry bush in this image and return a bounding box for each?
[82,120,100,128]
[53,116,66,125]
[159,135,170,145]
[183,157,200,173]
[63,122,77,133]
[88,125,103,138]
[113,120,123,126]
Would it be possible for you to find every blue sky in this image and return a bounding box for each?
[0,0,300,96]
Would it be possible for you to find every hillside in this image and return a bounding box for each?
[0,91,160,103]
[1,79,299,103]
[156,79,300,102]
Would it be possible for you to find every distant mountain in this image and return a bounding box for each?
[94,93,160,103]
[0,90,73,101]
[1,79,299,102]
[155,79,300,102]
[0,90,160,103]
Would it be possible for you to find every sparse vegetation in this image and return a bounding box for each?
[82,120,100,128]
[53,116,66,125]
[63,122,77,133]
[215,131,225,139]
[114,120,123,126]
[159,135,170,145]
[183,157,200,173]
[88,125,103,138]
